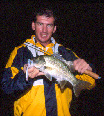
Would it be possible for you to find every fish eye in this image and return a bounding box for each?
[40,56,45,62]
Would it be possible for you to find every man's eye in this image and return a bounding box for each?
[39,23,43,25]
[47,24,53,27]
[37,23,43,25]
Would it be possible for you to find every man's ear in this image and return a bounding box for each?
[53,26,56,33]
[32,22,35,30]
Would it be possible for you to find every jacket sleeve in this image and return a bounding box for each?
[1,46,34,96]
[58,46,78,61]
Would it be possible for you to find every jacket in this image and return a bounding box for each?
[1,35,95,116]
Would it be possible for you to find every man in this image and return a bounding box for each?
[1,8,95,116]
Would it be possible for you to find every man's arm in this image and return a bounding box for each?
[1,46,34,96]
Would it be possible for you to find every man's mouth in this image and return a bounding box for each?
[42,34,47,37]
[41,33,48,38]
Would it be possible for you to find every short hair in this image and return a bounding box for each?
[32,7,57,26]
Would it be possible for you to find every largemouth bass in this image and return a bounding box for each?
[27,55,91,97]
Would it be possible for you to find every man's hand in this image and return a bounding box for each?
[73,58,92,74]
[23,64,44,78]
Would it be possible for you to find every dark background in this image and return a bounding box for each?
[0,1,104,116]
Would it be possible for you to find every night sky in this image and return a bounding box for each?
[0,1,104,116]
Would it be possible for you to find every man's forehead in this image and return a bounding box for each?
[36,15,55,23]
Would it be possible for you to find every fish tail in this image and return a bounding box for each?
[73,80,91,97]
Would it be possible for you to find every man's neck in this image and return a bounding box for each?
[35,39,51,47]
[41,42,50,47]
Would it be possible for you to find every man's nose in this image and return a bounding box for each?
[43,25,47,32]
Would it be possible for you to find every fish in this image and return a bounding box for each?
[27,55,91,97]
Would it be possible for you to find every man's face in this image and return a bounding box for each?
[32,15,56,46]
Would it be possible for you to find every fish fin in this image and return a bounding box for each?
[73,80,91,97]
[53,54,75,72]
[59,81,67,89]
[65,61,75,72]
[42,66,53,81]
[45,73,52,81]
[39,66,45,71]
[53,53,74,72]
[53,53,65,61]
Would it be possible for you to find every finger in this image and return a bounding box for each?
[86,65,92,71]
[28,66,36,73]
[77,60,88,73]
[80,64,89,73]
[28,71,39,78]
[23,64,28,73]
[36,72,45,77]
[73,59,90,73]
[28,67,40,78]
[73,59,84,70]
